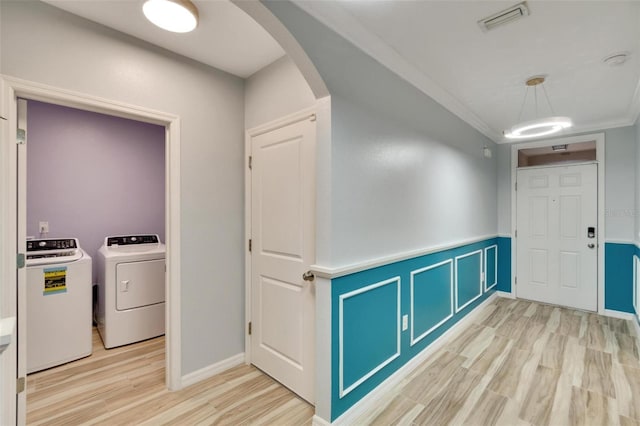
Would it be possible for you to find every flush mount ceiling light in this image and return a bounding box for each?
[603,52,629,67]
[504,75,572,140]
[143,0,199,33]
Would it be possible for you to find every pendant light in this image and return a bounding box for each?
[504,75,572,140]
[143,0,199,33]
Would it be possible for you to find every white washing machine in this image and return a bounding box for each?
[26,238,92,373]
[96,234,165,348]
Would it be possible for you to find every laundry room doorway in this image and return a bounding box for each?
[4,77,182,424]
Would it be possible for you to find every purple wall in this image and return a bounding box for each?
[27,100,165,282]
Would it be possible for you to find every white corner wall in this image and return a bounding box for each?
[244,55,316,129]
[0,1,245,375]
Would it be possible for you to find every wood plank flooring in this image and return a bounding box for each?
[357,298,640,426]
[27,298,640,425]
[26,329,314,425]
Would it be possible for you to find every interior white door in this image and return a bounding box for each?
[250,116,316,403]
[516,163,597,311]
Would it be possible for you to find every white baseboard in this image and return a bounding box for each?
[497,290,515,299]
[312,415,332,426]
[602,309,637,320]
[329,293,498,425]
[180,352,244,388]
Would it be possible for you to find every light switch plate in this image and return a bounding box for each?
[402,314,408,331]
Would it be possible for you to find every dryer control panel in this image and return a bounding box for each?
[106,235,160,246]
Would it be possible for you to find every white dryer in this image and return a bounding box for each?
[96,235,165,348]
[26,238,92,373]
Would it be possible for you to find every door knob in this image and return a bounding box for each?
[302,271,315,282]
[588,243,595,249]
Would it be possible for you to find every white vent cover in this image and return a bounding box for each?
[478,2,530,32]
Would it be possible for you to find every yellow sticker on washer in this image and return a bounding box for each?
[44,267,67,295]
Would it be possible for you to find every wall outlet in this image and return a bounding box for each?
[402,314,408,331]
[39,221,49,234]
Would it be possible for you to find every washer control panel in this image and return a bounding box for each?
[27,238,78,252]
[106,235,160,246]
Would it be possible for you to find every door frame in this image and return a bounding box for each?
[0,75,182,424]
[243,104,320,366]
[510,132,605,313]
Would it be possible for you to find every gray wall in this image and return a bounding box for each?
[496,126,637,242]
[264,1,498,268]
[605,126,636,241]
[1,1,245,374]
[633,119,640,246]
[26,100,165,283]
[245,55,316,129]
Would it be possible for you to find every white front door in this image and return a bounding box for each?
[250,115,316,403]
[516,163,598,311]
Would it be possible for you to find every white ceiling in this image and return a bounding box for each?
[42,0,285,78]
[43,1,640,144]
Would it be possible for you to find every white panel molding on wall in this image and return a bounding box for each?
[454,250,483,313]
[338,277,401,398]
[484,245,498,292]
[409,259,454,347]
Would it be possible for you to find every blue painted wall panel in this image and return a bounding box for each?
[412,261,452,343]
[456,251,482,310]
[497,237,512,292]
[341,279,399,391]
[485,245,497,290]
[605,243,635,313]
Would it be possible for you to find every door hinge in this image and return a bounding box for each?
[515,276,518,285]
[16,128,26,145]
[16,377,25,394]
[248,239,252,253]
[248,321,252,335]
[515,230,517,238]
[17,253,25,269]
[515,182,517,191]
[248,156,252,170]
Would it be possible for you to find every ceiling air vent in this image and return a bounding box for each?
[478,2,530,32]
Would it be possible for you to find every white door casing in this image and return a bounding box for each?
[249,114,316,404]
[16,98,28,425]
[516,163,598,311]
[2,77,182,424]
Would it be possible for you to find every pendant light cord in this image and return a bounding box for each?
[516,86,530,123]
[541,83,556,115]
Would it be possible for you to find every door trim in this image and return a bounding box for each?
[0,75,182,424]
[244,104,320,366]
[510,133,605,313]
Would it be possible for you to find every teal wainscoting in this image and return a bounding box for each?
[604,242,635,314]
[330,238,498,420]
[496,237,511,293]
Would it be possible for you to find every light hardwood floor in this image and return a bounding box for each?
[356,297,640,426]
[27,298,640,425]
[26,330,314,425]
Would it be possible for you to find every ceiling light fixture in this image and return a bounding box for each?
[603,52,629,67]
[504,75,572,140]
[143,0,199,33]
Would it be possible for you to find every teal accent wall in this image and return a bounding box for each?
[330,238,497,420]
[604,243,635,313]
[497,237,512,292]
